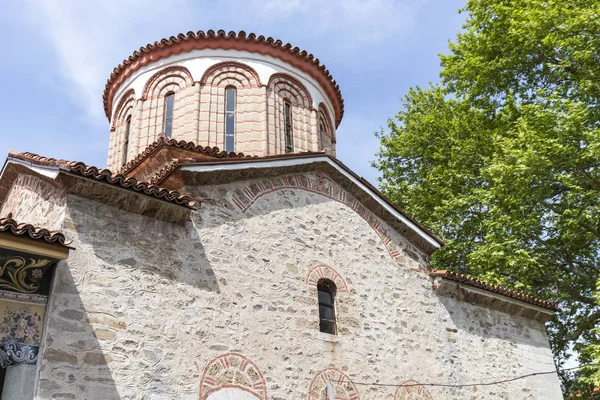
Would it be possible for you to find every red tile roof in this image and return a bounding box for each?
[103,30,344,127]
[0,215,70,247]
[8,151,196,208]
[119,135,255,176]
[431,270,558,311]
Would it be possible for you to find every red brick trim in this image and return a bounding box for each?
[306,264,349,292]
[268,72,313,107]
[395,381,433,400]
[200,61,262,86]
[141,65,193,100]
[111,88,136,129]
[318,103,335,143]
[308,368,360,400]
[199,352,267,400]
[230,172,404,261]
[103,30,344,127]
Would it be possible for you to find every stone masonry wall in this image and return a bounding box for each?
[0,173,66,230]
[33,171,562,399]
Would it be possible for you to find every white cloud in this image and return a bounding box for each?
[18,0,427,128]
[20,0,195,123]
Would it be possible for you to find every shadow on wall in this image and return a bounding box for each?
[437,294,552,348]
[70,195,220,294]
[36,264,121,399]
[37,194,222,399]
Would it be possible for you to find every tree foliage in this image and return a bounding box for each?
[374,0,600,395]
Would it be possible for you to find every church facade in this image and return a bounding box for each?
[0,30,562,399]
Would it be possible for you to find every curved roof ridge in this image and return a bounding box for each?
[103,29,344,127]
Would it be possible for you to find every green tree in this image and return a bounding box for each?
[374,0,600,395]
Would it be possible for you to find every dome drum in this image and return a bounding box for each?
[105,31,343,170]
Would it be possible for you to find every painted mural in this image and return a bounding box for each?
[0,299,45,346]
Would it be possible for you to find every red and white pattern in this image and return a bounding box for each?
[305,264,349,292]
[307,368,360,400]
[395,381,433,400]
[199,353,267,400]
[230,172,403,261]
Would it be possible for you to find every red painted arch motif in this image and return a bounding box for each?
[306,264,348,292]
[141,65,194,100]
[308,368,360,400]
[199,353,267,400]
[395,381,433,400]
[268,73,313,108]
[229,172,404,261]
[200,61,262,87]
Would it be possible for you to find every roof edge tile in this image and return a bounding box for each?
[8,151,196,209]
[431,270,558,311]
[0,215,71,248]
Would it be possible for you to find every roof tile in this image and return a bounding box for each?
[0,215,70,247]
[8,151,196,208]
[103,30,344,126]
[431,270,558,311]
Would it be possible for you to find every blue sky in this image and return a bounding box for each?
[0,0,465,184]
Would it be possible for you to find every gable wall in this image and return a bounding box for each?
[0,173,66,230]
[32,171,562,399]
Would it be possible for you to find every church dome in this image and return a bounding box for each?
[103,30,344,170]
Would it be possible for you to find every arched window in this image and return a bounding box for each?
[225,87,236,152]
[319,118,327,149]
[122,115,131,165]
[284,101,293,153]
[317,279,337,334]
[163,92,175,137]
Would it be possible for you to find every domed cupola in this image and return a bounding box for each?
[103,30,344,170]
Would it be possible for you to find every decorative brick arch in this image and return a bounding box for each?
[199,353,267,400]
[395,381,433,400]
[200,61,261,88]
[306,264,348,292]
[230,172,405,261]
[308,368,359,400]
[268,73,312,108]
[141,66,194,100]
[318,103,335,143]
[111,88,136,131]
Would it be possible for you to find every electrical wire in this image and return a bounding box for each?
[350,363,596,388]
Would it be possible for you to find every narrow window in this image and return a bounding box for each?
[225,87,236,152]
[326,380,335,400]
[317,279,337,334]
[284,102,293,153]
[122,115,131,165]
[163,92,175,137]
[319,119,326,149]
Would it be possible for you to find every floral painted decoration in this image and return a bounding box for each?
[0,306,42,345]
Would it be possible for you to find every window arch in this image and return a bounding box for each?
[318,118,327,149]
[267,73,311,154]
[163,92,175,137]
[318,103,335,153]
[224,86,236,152]
[317,279,337,334]
[284,100,293,153]
[122,115,131,165]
